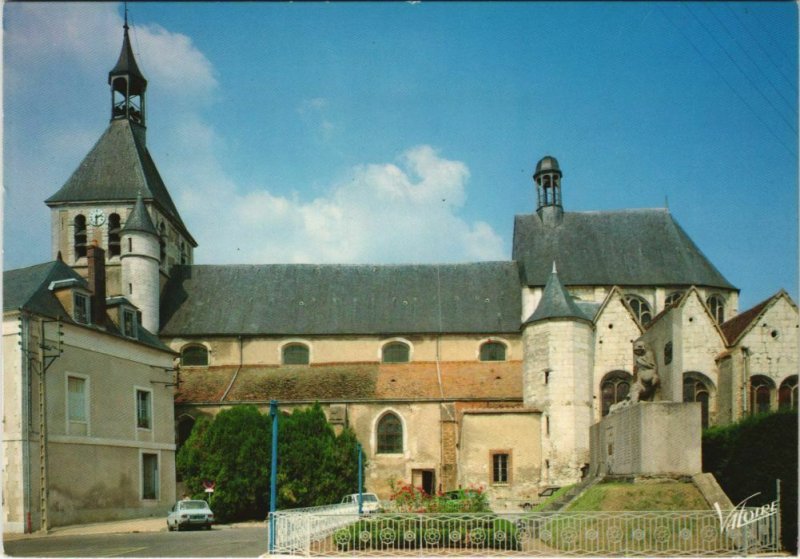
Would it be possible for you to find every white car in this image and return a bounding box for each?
[167,499,215,531]
[341,492,382,513]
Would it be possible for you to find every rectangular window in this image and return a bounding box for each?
[67,375,88,435]
[141,453,158,500]
[492,452,510,484]
[73,292,90,325]
[122,309,137,338]
[136,389,152,429]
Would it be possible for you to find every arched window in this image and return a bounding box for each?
[180,241,187,265]
[664,341,673,365]
[176,415,196,450]
[376,412,403,454]
[600,370,632,417]
[181,345,209,367]
[749,375,774,415]
[74,215,87,259]
[282,343,310,365]
[479,341,506,362]
[108,213,121,257]
[778,376,797,411]
[625,295,653,326]
[706,294,725,324]
[683,372,713,429]
[665,291,684,308]
[382,342,410,363]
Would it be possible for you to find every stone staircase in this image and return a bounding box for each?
[538,475,605,512]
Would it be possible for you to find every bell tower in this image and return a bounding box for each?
[109,13,147,128]
[534,155,564,225]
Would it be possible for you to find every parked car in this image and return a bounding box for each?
[341,492,382,513]
[167,499,215,531]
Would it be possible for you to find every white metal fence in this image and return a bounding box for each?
[268,508,780,556]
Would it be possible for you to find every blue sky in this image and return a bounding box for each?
[3,2,797,310]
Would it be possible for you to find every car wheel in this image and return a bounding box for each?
[167,522,173,532]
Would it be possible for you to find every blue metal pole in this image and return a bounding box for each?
[357,443,363,515]
[269,400,278,554]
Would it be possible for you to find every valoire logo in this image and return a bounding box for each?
[714,493,778,535]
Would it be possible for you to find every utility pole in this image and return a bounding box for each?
[268,400,278,554]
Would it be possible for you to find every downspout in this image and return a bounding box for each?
[220,336,244,402]
[741,347,750,417]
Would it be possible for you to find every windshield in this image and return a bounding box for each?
[180,501,208,510]
[362,494,378,502]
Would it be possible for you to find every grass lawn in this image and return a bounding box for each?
[566,481,709,511]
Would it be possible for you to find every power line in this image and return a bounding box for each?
[656,5,796,158]
[682,2,796,135]
[704,3,796,117]
[724,3,798,96]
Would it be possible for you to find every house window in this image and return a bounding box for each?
[665,291,684,308]
[491,452,510,484]
[108,213,121,257]
[141,453,159,500]
[706,294,725,323]
[181,345,209,367]
[664,341,673,365]
[376,412,403,454]
[479,341,506,361]
[683,372,712,429]
[600,370,632,416]
[73,292,90,325]
[74,215,87,259]
[749,375,774,415]
[778,376,798,410]
[282,343,310,365]
[67,375,88,435]
[136,389,152,429]
[382,342,410,363]
[122,308,137,338]
[625,295,652,326]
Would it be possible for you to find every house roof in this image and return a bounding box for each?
[3,261,85,319]
[3,261,172,353]
[160,262,523,336]
[512,208,735,290]
[176,361,522,404]
[720,291,788,346]
[45,119,195,246]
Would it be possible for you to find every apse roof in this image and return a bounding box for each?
[512,208,735,290]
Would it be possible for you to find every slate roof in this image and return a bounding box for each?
[3,261,171,352]
[720,294,775,346]
[108,25,147,93]
[160,263,522,336]
[525,266,591,324]
[176,361,522,404]
[123,193,157,235]
[3,261,85,319]
[512,209,735,290]
[45,119,195,246]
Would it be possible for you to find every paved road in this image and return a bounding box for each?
[4,525,268,557]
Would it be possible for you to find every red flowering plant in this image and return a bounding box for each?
[388,480,489,513]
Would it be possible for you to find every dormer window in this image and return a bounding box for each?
[122,308,137,338]
[73,292,91,325]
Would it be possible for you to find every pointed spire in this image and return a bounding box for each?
[525,263,589,324]
[109,21,147,93]
[122,193,157,235]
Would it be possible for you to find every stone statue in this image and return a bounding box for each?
[630,340,659,402]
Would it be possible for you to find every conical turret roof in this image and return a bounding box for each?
[525,263,591,324]
[122,193,158,235]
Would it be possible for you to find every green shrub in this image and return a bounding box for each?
[702,410,797,553]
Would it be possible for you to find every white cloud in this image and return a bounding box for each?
[178,145,505,265]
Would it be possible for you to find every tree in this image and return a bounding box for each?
[177,403,364,521]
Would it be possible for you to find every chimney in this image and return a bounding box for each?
[86,242,107,326]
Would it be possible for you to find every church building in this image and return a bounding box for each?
[4,23,797,528]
